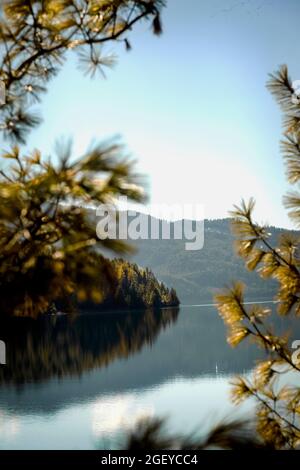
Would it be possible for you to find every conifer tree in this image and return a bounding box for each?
[0,0,164,143]
[0,0,165,317]
[215,65,300,449]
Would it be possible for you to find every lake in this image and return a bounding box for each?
[0,303,289,449]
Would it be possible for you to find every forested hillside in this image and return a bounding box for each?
[126,217,294,303]
[74,258,179,312]
[105,259,179,309]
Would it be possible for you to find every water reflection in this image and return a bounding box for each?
[0,308,179,385]
[0,306,264,415]
[0,304,297,449]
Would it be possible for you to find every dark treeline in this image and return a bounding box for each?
[56,257,180,313]
[80,259,179,311]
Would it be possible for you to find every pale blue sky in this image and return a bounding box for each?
[6,0,300,227]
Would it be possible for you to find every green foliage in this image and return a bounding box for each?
[0,0,165,143]
[0,141,146,317]
[81,258,180,310]
[111,258,179,308]
[215,65,300,449]
[0,0,166,317]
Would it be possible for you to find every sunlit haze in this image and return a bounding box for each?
[3,0,300,228]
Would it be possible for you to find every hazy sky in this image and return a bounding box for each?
[6,0,300,227]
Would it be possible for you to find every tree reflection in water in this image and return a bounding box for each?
[0,308,179,385]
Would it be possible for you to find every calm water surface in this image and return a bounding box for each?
[0,304,283,449]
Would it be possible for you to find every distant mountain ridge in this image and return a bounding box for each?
[120,216,297,304]
[88,208,297,304]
